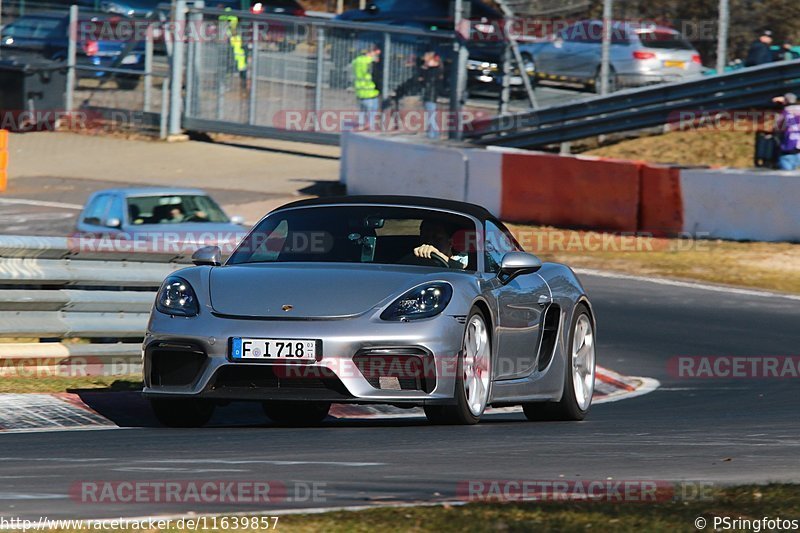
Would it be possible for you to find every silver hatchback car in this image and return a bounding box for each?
[521,20,703,92]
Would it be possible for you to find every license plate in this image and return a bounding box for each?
[509,75,523,85]
[121,54,138,65]
[231,338,317,361]
[663,60,685,69]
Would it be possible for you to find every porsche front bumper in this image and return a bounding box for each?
[142,310,465,405]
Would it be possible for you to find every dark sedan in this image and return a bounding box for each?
[0,12,145,89]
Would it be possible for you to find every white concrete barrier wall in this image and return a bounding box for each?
[464,148,502,216]
[681,168,800,242]
[342,133,467,201]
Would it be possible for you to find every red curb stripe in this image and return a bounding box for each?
[595,372,637,392]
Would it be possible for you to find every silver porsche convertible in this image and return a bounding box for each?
[143,196,596,426]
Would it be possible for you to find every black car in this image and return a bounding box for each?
[0,12,145,89]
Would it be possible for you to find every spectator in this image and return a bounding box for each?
[419,51,444,139]
[352,46,381,130]
[779,42,800,61]
[745,30,774,67]
[773,92,800,170]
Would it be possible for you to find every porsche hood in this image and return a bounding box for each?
[208,263,438,319]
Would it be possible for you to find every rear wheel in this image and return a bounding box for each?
[116,76,140,91]
[262,401,331,425]
[149,398,215,428]
[424,309,491,425]
[523,303,595,421]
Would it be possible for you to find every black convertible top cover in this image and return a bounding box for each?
[276,195,497,223]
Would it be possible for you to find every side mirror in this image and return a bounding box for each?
[106,217,122,229]
[366,3,378,13]
[498,251,542,284]
[192,245,222,266]
[230,215,245,225]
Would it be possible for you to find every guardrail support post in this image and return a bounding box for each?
[168,0,187,136]
[314,26,325,131]
[144,24,154,112]
[248,22,259,125]
[65,4,78,113]
[160,79,169,139]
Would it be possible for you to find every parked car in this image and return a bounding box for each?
[0,12,145,89]
[520,20,703,92]
[143,196,597,427]
[212,0,304,16]
[75,188,247,251]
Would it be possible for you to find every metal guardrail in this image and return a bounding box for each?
[0,236,187,369]
[465,59,800,148]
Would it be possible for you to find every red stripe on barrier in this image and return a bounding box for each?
[500,152,641,232]
[638,164,684,236]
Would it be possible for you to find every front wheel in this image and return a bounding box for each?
[523,303,595,421]
[150,398,215,428]
[262,401,331,425]
[425,309,491,425]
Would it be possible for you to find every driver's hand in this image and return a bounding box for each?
[414,244,449,263]
[195,211,208,219]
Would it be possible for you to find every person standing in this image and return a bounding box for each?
[352,46,381,130]
[419,51,443,139]
[773,92,800,170]
[744,30,775,67]
[218,7,247,91]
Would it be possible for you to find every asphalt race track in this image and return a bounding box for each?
[1,272,799,520]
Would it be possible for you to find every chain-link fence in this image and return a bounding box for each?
[183,7,457,142]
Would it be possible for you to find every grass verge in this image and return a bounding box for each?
[33,484,800,532]
[582,127,756,168]
[507,224,800,295]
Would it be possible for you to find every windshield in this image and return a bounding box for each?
[228,206,478,270]
[127,195,229,224]
[2,17,64,39]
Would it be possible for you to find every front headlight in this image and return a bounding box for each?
[156,276,199,317]
[380,283,453,321]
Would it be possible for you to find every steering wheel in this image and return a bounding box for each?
[184,213,207,222]
[408,252,449,268]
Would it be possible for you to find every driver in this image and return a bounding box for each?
[411,219,468,269]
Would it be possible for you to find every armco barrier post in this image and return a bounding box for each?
[0,129,8,192]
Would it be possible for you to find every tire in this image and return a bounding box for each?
[262,401,331,425]
[522,303,595,421]
[116,77,140,91]
[424,308,492,425]
[149,398,215,428]
[520,52,537,88]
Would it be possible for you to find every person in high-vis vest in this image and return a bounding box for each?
[218,7,247,90]
[352,46,381,130]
